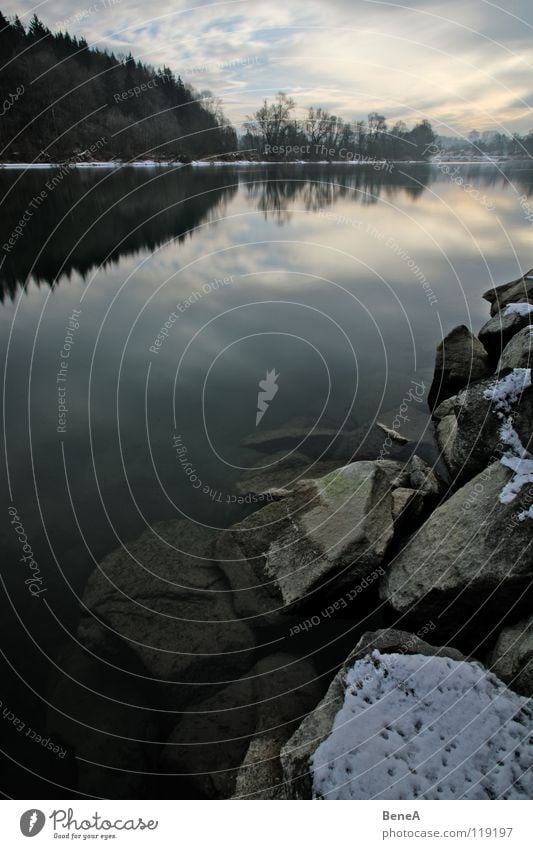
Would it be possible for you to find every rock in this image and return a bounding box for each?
[428,325,491,410]
[162,653,322,799]
[243,413,438,470]
[497,326,533,373]
[282,647,533,799]
[241,426,353,460]
[352,628,465,662]
[376,422,408,444]
[489,615,533,697]
[478,308,533,361]
[236,450,339,496]
[433,377,533,484]
[221,460,426,616]
[483,269,533,317]
[407,454,444,498]
[46,646,158,797]
[381,462,533,635]
[78,520,255,700]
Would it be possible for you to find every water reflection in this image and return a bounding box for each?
[3,162,533,298]
[0,165,238,299]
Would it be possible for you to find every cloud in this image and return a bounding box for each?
[6,0,533,133]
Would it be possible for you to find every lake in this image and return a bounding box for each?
[1,161,532,794]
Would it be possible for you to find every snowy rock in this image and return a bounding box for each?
[432,376,533,484]
[78,520,255,697]
[490,615,533,697]
[497,326,533,373]
[162,653,322,799]
[483,271,533,317]
[428,325,490,410]
[300,651,533,799]
[478,308,533,361]
[381,462,533,632]
[280,629,464,801]
[220,460,429,615]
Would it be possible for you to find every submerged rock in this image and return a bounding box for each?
[282,647,533,799]
[162,653,322,799]
[489,615,533,697]
[428,325,490,410]
[78,520,255,700]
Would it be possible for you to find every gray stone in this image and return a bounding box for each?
[483,270,533,317]
[381,462,533,631]
[222,461,419,615]
[497,326,533,373]
[428,325,491,410]
[235,450,339,496]
[478,308,533,361]
[162,653,322,799]
[78,520,255,698]
[433,377,533,484]
[489,615,533,697]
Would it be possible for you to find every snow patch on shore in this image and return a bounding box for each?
[311,651,532,800]
[483,368,533,514]
[504,302,533,317]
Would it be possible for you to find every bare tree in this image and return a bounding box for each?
[245,92,296,149]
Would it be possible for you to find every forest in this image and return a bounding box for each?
[0,12,237,162]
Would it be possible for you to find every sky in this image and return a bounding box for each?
[5,0,533,137]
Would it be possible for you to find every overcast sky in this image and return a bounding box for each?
[6,0,533,136]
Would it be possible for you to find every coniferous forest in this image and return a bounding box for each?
[0,12,238,162]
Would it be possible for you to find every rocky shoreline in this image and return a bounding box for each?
[48,269,533,799]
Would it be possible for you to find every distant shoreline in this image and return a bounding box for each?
[0,157,525,170]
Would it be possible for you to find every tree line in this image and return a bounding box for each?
[0,11,237,162]
[241,93,437,161]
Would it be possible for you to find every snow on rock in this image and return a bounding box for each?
[504,302,533,317]
[311,651,533,800]
[483,368,533,513]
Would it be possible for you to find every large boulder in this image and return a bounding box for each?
[78,520,255,701]
[281,645,533,799]
[478,306,533,361]
[428,325,490,410]
[483,270,533,317]
[381,462,533,636]
[489,615,533,697]
[218,459,436,618]
[433,376,533,484]
[497,326,533,373]
[281,628,462,799]
[161,653,322,799]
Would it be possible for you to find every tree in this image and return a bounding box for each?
[245,92,296,151]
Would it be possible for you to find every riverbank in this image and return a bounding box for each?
[0,156,523,170]
[44,265,533,800]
